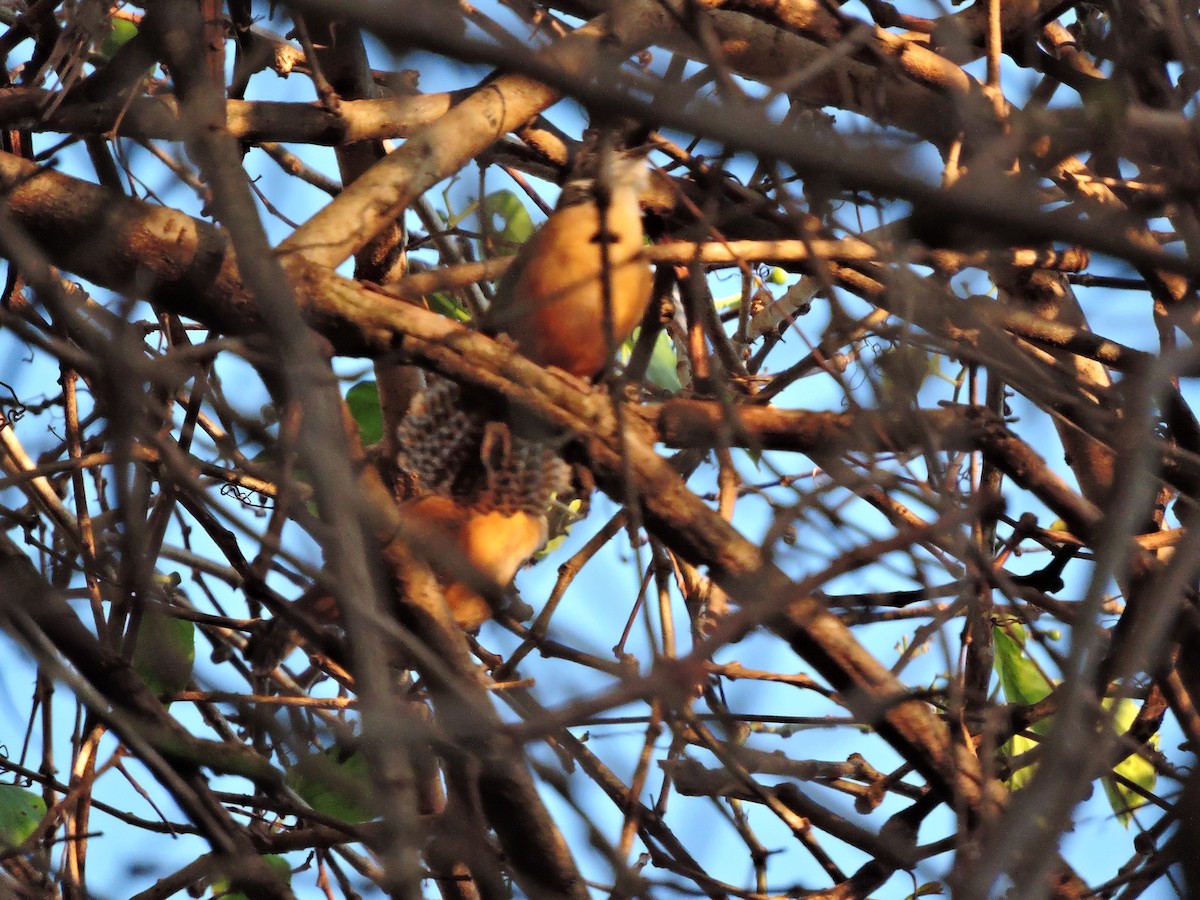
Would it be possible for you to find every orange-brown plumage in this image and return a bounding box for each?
[395,495,549,630]
[484,155,653,379]
[266,153,654,656]
[246,494,548,667]
[394,378,570,629]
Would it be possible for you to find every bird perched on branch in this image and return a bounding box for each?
[394,376,571,629]
[483,150,654,379]
[250,144,655,669]
[247,379,571,668]
[394,145,655,629]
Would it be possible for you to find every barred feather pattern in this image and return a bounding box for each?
[396,377,571,516]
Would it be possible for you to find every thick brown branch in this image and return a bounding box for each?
[2,89,457,144]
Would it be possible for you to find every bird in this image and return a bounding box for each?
[394,494,549,631]
[249,145,655,667]
[392,147,653,628]
[482,151,654,379]
[247,380,569,669]
[393,376,571,629]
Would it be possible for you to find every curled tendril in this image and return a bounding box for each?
[0,380,26,423]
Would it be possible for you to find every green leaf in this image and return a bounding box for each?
[713,292,743,312]
[427,291,471,323]
[132,608,195,697]
[1001,732,1040,791]
[211,854,292,900]
[993,624,1054,711]
[346,380,383,446]
[97,19,138,60]
[1101,697,1158,826]
[481,190,535,248]
[0,784,45,849]
[994,624,1056,791]
[622,329,682,391]
[645,331,682,391]
[285,749,375,824]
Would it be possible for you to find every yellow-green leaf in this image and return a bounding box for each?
[0,784,45,849]
[905,882,945,899]
[481,190,534,247]
[132,608,195,697]
[98,19,138,60]
[536,498,585,561]
[285,749,375,824]
[623,329,683,392]
[427,291,471,323]
[1001,732,1040,791]
[211,854,292,900]
[993,624,1054,712]
[645,330,683,392]
[346,380,383,446]
[994,624,1056,791]
[1101,697,1158,826]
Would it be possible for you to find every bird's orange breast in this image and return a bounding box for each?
[399,495,549,630]
[485,168,653,378]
